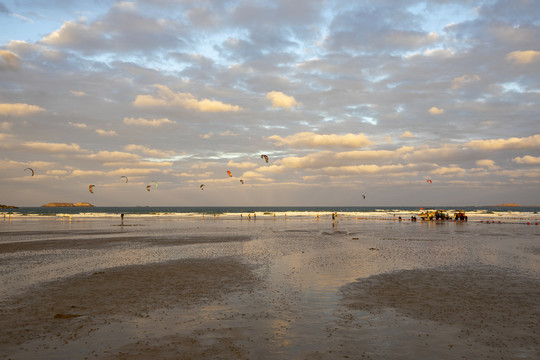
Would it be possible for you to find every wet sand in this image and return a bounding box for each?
[1,217,539,359]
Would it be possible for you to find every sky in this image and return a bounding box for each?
[1,0,539,207]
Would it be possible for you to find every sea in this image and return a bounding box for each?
[2,205,539,222]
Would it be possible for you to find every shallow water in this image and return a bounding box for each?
[1,216,539,359]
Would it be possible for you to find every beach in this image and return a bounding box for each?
[1,214,539,359]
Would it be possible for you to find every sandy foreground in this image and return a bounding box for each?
[0,217,539,359]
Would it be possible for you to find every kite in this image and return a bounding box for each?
[120,176,128,183]
[240,179,244,184]
[261,154,269,163]
[200,184,205,190]
[362,195,366,199]
[89,185,95,194]
[227,171,232,177]
[25,167,34,176]
[146,185,151,192]
[427,179,433,183]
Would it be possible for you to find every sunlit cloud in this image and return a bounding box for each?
[70,169,106,177]
[431,165,466,176]
[227,160,257,169]
[68,122,87,128]
[96,129,118,136]
[476,159,498,169]
[200,132,214,139]
[399,131,414,139]
[451,74,480,89]
[506,50,540,64]
[123,117,176,127]
[134,85,242,112]
[1,121,12,130]
[124,144,176,158]
[266,91,301,109]
[428,107,444,115]
[23,141,83,153]
[81,151,140,162]
[0,50,21,70]
[466,134,540,150]
[70,90,87,96]
[0,103,45,116]
[268,132,372,148]
[513,155,540,165]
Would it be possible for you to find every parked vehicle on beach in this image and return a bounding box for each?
[454,210,468,221]
[418,209,450,221]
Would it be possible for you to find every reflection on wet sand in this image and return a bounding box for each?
[0,218,538,359]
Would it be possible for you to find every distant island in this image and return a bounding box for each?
[41,202,94,207]
[489,203,521,207]
[0,204,18,209]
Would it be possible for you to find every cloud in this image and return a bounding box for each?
[431,165,466,176]
[266,91,301,109]
[513,156,540,165]
[81,151,140,162]
[1,121,11,130]
[96,129,118,136]
[428,107,444,115]
[399,131,414,139]
[451,74,481,89]
[268,132,372,148]
[220,130,238,136]
[0,103,45,116]
[476,159,498,169]
[227,160,257,169]
[466,134,540,150]
[70,90,87,96]
[68,122,87,128]
[0,50,21,70]
[124,144,176,158]
[134,85,241,112]
[23,141,83,153]
[200,132,214,139]
[506,50,540,64]
[123,117,175,127]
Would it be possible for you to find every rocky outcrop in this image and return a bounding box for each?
[0,204,18,209]
[41,202,94,207]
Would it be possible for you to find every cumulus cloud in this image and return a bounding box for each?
[96,129,118,136]
[476,159,498,169]
[22,141,83,153]
[466,134,540,150]
[513,155,540,164]
[399,131,414,139]
[428,107,444,115]
[124,144,176,158]
[134,85,241,112]
[266,91,301,109]
[451,74,481,89]
[220,130,238,136]
[0,103,45,116]
[227,160,257,169]
[68,122,87,128]
[506,50,540,64]
[81,151,140,162]
[200,132,214,139]
[123,117,175,127]
[431,165,466,176]
[268,132,372,148]
[0,50,21,70]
